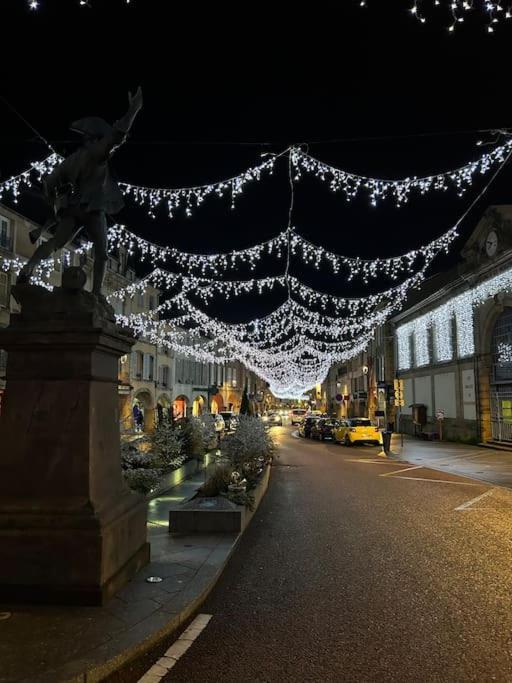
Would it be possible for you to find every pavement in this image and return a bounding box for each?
[389,433,512,488]
[0,469,238,683]
[149,427,512,682]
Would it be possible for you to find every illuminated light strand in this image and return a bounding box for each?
[0,153,61,204]
[119,155,278,218]
[108,222,457,282]
[291,139,512,207]
[0,153,277,220]
[361,0,512,31]
[497,342,512,364]
[0,240,93,290]
[108,224,289,276]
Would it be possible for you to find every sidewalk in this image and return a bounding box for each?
[389,435,512,489]
[0,470,237,683]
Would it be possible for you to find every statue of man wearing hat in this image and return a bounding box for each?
[17,87,143,299]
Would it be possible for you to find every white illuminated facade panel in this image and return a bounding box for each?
[455,299,475,358]
[414,318,430,367]
[397,326,412,370]
[433,305,453,362]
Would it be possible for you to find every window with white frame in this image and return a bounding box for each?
[0,272,9,308]
[0,216,11,250]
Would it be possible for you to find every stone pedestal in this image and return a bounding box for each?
[0,273,149,605]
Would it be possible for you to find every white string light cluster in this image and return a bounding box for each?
[497,342,512,364]
[119,156,277,218]
[2,137,510,220]
[108,222,457,283]
[0,153,60,204]
[28,0,132,9]
[397,263,512,370]
[411,0,512,32]
[108,224,289,276]
[291,140,512,207]
[0,240,93,290]
[359,0,511,32]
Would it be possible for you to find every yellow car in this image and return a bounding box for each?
[334,418,383,447]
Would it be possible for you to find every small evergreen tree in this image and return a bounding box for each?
[240,384,251,415]
[150,416,183,468]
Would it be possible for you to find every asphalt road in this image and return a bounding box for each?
[161,427,512,682]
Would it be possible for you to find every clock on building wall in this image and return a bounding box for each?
[485,230,498,257]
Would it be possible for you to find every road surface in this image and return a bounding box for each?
[159,426,512,682]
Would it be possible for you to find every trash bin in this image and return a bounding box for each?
[382,430,392,454]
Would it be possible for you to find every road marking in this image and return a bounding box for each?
[454,488,495,510]
[346,459,394,465]
[379,465,423,477]
[137,614,212,682]
[391,476,480,486]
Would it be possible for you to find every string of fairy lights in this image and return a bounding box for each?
[25,0,512,32]
[1,132,511,397]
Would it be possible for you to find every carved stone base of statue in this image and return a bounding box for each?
[0,269,149,605]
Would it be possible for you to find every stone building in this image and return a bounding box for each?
[0,203,269,429]
[321,205,512,446]
[393,205,512,444]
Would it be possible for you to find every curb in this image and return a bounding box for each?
[49,465,272,683]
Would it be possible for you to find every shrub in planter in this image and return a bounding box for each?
[123,467,162,495]
[199,413,217,452]
[150,417,184,468]
[199,466,232,497]
[121,442,159,470]
[222,415,274,475]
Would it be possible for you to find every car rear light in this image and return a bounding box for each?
[374,428,379,432]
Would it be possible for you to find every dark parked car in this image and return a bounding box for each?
[310,418,340,441]
[298,416,321,438]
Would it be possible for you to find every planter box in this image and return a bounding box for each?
[169,464,271,534]
[148,451,216,499]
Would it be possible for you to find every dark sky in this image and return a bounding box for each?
[1,0,511,321]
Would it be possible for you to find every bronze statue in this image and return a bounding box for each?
[17,88,143,298]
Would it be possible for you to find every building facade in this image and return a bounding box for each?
[0,203,269,431]
[393,206,512,444]
[321,206,512,445]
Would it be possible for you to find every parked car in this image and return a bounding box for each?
[298,416,321,438]
[310,418,340,441]
[220,411,239,431]
[334,418,383,446]
[262,412,283,426]
[290,408,308,425]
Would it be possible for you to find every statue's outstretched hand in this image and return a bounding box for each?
[128,86,143,112]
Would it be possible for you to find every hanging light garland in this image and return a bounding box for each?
[119,155,278,218]
[0,153,60,204]
[291,139,512,207]
[359,1,512,32]
[3,126,509,395]
[108,221,457,282]
[2,137,511,218]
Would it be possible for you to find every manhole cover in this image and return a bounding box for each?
[146,576,163,583]
[0,612,12,621]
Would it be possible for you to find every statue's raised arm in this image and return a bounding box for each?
[17,88,143,300]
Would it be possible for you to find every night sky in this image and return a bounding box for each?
[1,0,511,322]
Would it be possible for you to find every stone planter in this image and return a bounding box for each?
[168,464,271,534]
[148,451,216,499]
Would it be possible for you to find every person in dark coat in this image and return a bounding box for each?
[17,88,143,297]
